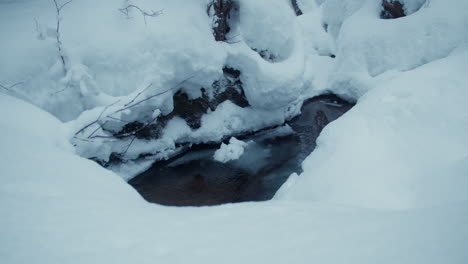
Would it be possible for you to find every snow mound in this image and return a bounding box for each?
[2,92,468,264]
[326,0,468,99]
[213,137,249,163]
[279,51,468,210]
[237,0,296,62]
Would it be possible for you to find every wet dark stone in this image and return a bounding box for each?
[381,0,406,19]
[115,121,163,139]
[170,68,248,129]
[171,91,212,129]
[129,94,354,206]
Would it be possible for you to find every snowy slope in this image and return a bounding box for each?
[279,51,468,209]
[1,93,467,264]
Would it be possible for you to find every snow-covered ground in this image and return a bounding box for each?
[1,0,468,263]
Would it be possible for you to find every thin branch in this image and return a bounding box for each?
[107,116,131,123]
[121,136,137,157]
[114,86,174,113]
[119,5,163,25]
[52,0,73,74]
[53,83,72,95]
[90,115,158,139]
[88,120,108,139]
[73,136,117,143]
[74,99,121,136]
[115,76,194,113]
[0,81,24,91]
[124,83,153,107]
[54,0,72,11]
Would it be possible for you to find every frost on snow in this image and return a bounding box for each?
[213,137,249,163]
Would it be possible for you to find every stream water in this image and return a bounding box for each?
[129,95,353,206]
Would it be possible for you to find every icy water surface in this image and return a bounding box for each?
[129,95,353,206]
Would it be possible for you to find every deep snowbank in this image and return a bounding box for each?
[1,93,467,264]
[279,49,468,210]
[325,0,468,99]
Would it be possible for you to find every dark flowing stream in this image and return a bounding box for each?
[129,95,354,206]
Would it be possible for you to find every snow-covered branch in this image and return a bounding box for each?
[74,76,195,140]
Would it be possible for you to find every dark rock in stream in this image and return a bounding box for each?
[129,94,354,206]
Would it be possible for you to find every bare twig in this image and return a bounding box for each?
[52,0,73,74]
[119,4,163,25]
[107,116,131,123]
[0,81,24,93]
[121,136,137,157]
[74,99,121,136]
[90,115,159,139]
[52,83,72,95]
[88,120,108,139]
[115,76,194,113]
[124,83,153,107]
[73,137,118,143]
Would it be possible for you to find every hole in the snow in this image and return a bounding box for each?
[380,0,428,19]
[129,94,354,206]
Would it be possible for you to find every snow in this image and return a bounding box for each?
[213,137,249,163]
[1,93,468,264]
[280,51,468,209]
[326,0,468,99]
[1,0,468,263]
[0,0,313,176]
